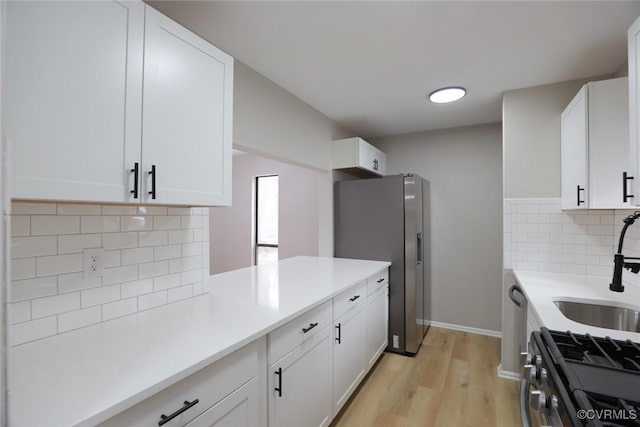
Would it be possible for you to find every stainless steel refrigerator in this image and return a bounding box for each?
[334,174,430,355]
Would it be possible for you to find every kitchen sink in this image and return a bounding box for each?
[554,300,640,333]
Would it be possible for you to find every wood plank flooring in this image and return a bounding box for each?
[330,327,521,427]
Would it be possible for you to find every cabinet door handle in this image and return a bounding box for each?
[576,185,585,206]
[623,172,634,203]
[335,323,341,344]
[349,295,360,302]
[274,367,283,397]
[373,158,378,171]
[158,399,199,426]
[149,165,156,200]
[302,322,318,333]
[377,278,384,283]
[130,162,139,199]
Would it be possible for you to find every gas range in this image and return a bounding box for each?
[522,328,640,427]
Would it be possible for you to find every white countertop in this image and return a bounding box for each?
[8,256,390,427]
[513,270,640,342]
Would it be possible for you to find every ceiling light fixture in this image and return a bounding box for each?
[428,86,466,104]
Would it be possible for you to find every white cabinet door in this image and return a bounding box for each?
[629,16,640,204]
[6,0,144,203]
[269,326,333,427]
[333,305,366,414]
[142,6,233,206]
[365,285,388,369]
[185,378,259,427]
[561,86,589,209]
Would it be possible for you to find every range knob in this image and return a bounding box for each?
[529,390,547,411]
[523,364,537,382]
[535,354,543,368]
[539,367,548,382]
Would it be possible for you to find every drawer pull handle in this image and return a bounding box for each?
[275,367,283,397]
[377,278,384,283]
[349,295,360,302]
[158,399,199,426]
[302,322,318,333]
[336,323,342,344]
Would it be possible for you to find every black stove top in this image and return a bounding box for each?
[541,328,640,426]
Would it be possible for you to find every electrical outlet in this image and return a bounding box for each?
[83,248,104,278]
[392,335,400,349]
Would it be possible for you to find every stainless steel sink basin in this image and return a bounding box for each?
[554,300,640,333]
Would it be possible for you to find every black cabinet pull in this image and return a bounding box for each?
[377,278,384,283]
[373,159,379,171]
[158,399,199,426]
[274,367,283,397]
[130,162,139,199]
[624,172,634,203]
[576,185,585,206]
[349,295,360,302]
[335,323,341,344]
[149,165,156,200]
[302,322,318,333]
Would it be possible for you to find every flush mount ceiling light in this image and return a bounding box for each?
[428,86,466,104]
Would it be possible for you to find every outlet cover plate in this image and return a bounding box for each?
[83,248,104,278]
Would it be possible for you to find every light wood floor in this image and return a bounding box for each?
[330,327,521,427]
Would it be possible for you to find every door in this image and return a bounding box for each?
[561,86,589,209]
[629,16,640,205]
[6,0,144,202]
[185,379,259,427]
[404,175,424,354]
[269,326,332,427]
[366,285,389,369]
[142,6,233,206]
[333,306,365,413]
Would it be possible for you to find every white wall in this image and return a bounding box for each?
[372,123,503,332]
[210,152,322,274]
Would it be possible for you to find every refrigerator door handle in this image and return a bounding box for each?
[417,232,422,265]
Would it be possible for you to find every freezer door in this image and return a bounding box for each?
[404,175,424,354]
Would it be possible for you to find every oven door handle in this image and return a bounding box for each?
[509,284,526,308]
[520,380,534,427]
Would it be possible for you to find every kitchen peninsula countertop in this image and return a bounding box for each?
[9,256,390,427]
[514,270,640,341]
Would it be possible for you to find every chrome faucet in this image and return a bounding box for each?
[610,211,640,292]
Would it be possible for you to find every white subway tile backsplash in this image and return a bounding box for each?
[587,225,613,236]
[121,279,153,299]
[102,298,137,321]
[32,215,79,235]
[138,291,167,311]
[574,215,600,225]
[587,265,613,276]
[36,253,82,277]
[103,232,138,250]
[11,216,30,237]
[58,234,101,254]
[11,202,56,215]
[11,317,57,346]
[517,224,539,233]
[11,258,36,281]
[9,202,207,345]
[11,236,57,259]
[81,284,120,308]
[81,216,120,233]
[58,307,101,333]
[32,293,80,319]
[562,264,587,274]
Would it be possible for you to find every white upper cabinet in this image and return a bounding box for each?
[142,7,233,206]
[629,16,640,205]
[561,78,630,210]
[332,137,386,177]
[6,1,144,203]
[6,2,233,206]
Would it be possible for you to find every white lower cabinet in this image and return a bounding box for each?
[268,326,333,427]
[333,303,366,414]
[366,284,389,369]
[99,338,266,427]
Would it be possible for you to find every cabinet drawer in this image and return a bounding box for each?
[333,281,366,319]
[268,300,332,364]
[99,340,260,427]
[366,269,389,295]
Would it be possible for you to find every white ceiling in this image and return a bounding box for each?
[149,1,640,138]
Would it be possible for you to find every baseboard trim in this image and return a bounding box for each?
[497,364,520,381]
[428,320,502,338]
